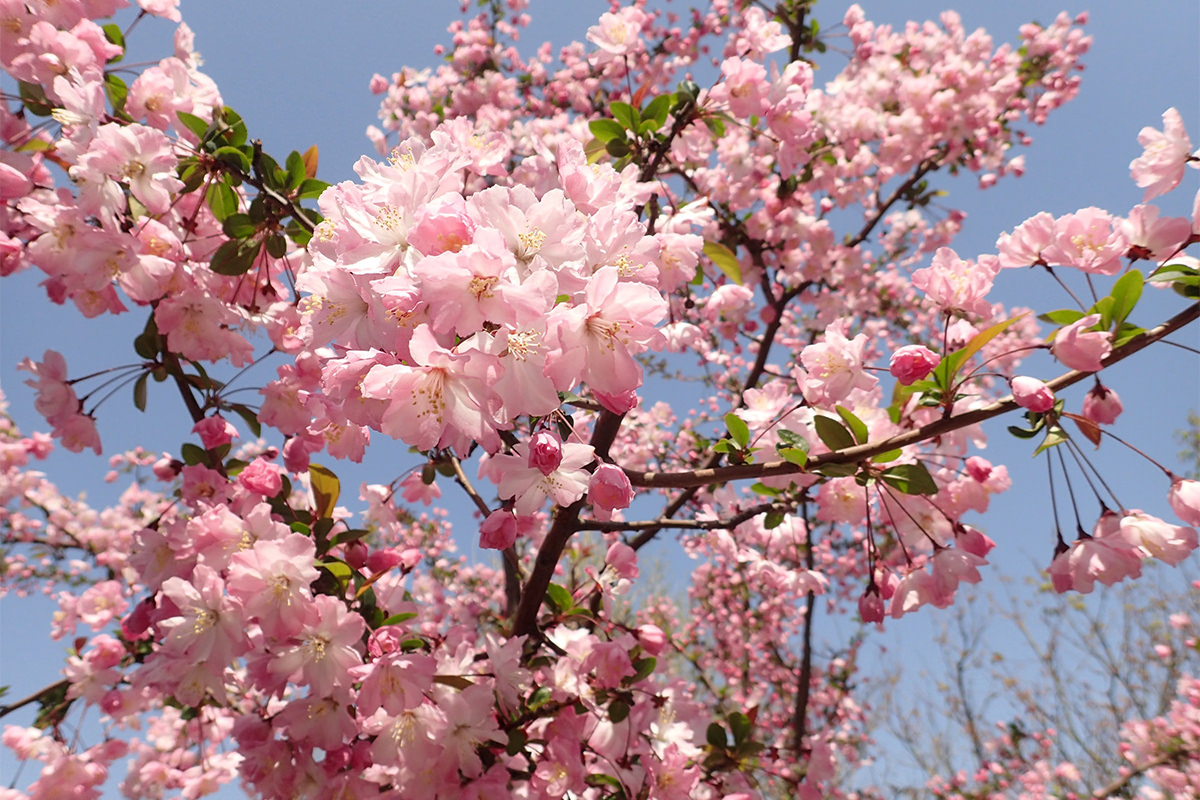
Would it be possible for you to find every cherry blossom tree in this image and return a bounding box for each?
[1,0,1198,798]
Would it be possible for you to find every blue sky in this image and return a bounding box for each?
[1,0,1197,794]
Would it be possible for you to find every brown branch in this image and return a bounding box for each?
[790,503,817,753]
[445,454,522,617]
[1090,751,1182,798]
[511,409,627,638]
[0,679,69,720]
[626,303,1199,489]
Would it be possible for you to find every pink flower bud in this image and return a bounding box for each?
[858,586,885,623]
[480,508,519,550]
[152,453,180,481]
[344,540,368,570]
[1081,381,1123,425]
[636,624,667,656]
[1169,478,1200,526]
[888,345,941,385]
[527,431,563,476]
[1051,313,1112,372]
[605,541,639,579]
[1011,376,1055,412]
[955,525,996,558]
[589,463,635,519]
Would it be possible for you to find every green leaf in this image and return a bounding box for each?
[209,239,260,276]
[103,73,128,115]
[180,442,207,466]
[725,412,750,448]
[945,313,1028,387]
[1038,308,1086,325]
[1149,262,1200,286]
[527,686,552,712]
[285,150,307,189]
[728,711,752,745]
[297,178,329,200]
[213,145,252,174]
[379,611,418,627]
[265,234,288,259]
[763,510,785,529]
[880,463,938,495]
[588,118,625,143]
[227,403,262,438]
[627,656,656,685]
[814,415,855,452]
[776,446,808,467]
[1092,295,1115,331]
[101,24,125,62]
[18,81,52,116]
[505,729,527,757]
[835,405,869,444]
[176,111,211,141]
[871,448,903,463]
[610,101,638,131]
[206,180,239,221]
[586,773,624,789]
[706,722,728,749]
[222,213,257,239]
[605,138,630,158]
[316,559,352,581]
[607,699,631,723]
[1108,268,1143,329]
[546,582,574,613]
[309,463,341,518]
[1033,424,1070,456]
[642,93,673,129]
[214,107,247,148]
[703,241,742,285]
[133,372,149,412]
[750,482,782,496]
[583,135,608,164]
[1112,322,1145,347]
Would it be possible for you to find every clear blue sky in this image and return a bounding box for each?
[1,1,1197,795]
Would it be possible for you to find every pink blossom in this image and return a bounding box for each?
[1168,478,1200,526]
[1011,376,1055,413]
[269,595,364,696]
[1130,108,1197,200]
[911,247,996,317]
[1119,510,1198,566]
[712,57,769,119]
[586,6,646,63]
[237,457,283,497]
[407,192,475,256]
[996,212,1055,268]
[1051,313,1112,372]
[1047,534,1142,594]
[1043,208,1129,275]
[798,321,878,407]
[1081,381,1122,424]
[545,267,667,399]
[889,345,941,385]
[484,440,595,516]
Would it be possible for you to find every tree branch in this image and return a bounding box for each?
[626,303,1199,489]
